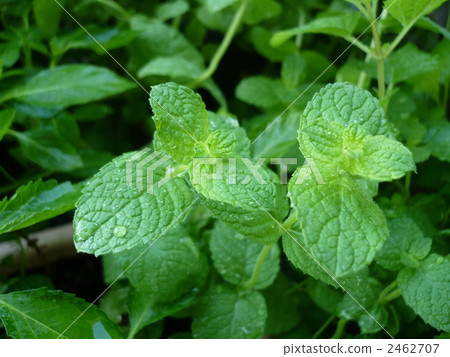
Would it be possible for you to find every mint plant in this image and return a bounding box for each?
[0,0,448,339]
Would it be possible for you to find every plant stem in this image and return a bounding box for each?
[379,288,402,304]
[189,0,248,88]
[241,243,274,290]
[282,212,298,231]
[370,20,385,98]
[378,280,398,303]
[331,318,347,339]
[295,9,305,48]
[404,171,412,200]
[312,315,335,339]
[0,164,15,182]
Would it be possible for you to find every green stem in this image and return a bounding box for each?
[312,315,335,339]
[379,288,402,304]
[284,279,308,295]
[295,9,305,48]
[378,280,398,303]
[282,212,298,231]
[241,244,274,290]
[189,0,248,88]
[404,172,412,200]
[370,21,385,99]
[343,35,373,56]
[331,318,347,339]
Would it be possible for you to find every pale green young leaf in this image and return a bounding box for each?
[0,108,15,142]
[344,127,415,181]
[192,285,267,338]
[208,112,251,157]
[398,254,450,332]
[113,227,204,303]
[73,151,195,255]
[205,130,237,157]
[156,0,189,21]
[384,0,447,26]
[243,0,281,25]
[0,179,81,235]
[376,216,431,271]
[138,56,203,80]
[0,288,122,339]
[288,172,388,277]
[281,54,306,89]
[209,221,279,289]
[150,82,209,164]
[271,13,361,47]
[6,65,135,109]
[300,82,393,139]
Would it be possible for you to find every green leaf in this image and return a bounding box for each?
[0,108,15,142]
[33,0,62,36]
[0,288,122,338]
[287,173,388,277]
[192,285,267,338]
[398,254,450,332]
[73,151,195,255]
[250,26,297,62]
[0,42,21,68]
[201,0,239,13]
[424,119,450,162]
[386,44,440,84]
[150,82,209,164]
[6,65,135,109]
[138,56,203,80]
[11,127,83,172]
[0,179,81,235]
[207,112,251,157]
[235,76,291,109]
[281,54,306,89]
[209,221,279,289]
[343,126,416,181]
[243,0,281,25]
[262,274,300,335]
[376,216,431,271]
[384,0,447,26]
[156,0,190,21]
[127,286,199,338]
[306,279,343,315]
[271,13,361,47]
[300,82,393,139]
[113,227,204,303]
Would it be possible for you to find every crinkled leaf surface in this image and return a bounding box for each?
[150,82,209,164]
[384,0,447,26]
[288,173,387,277]
[112,227,204,303]
[398,254,450,332]
[192,285,267,338]
[74,151,194,255]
